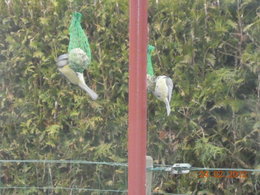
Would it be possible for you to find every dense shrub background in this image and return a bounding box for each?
[0,0,259,194]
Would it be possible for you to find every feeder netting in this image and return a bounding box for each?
[68,12,91,73]
[147,45,155,76]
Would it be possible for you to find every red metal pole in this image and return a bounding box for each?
[128,0,148,194]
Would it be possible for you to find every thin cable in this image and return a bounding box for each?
[0,160,259,195]
[0,186,127,193]
[0,160,127,167]
[149,167,260,172]
[190,167,260,172]
[152,193,189,195]
[0,186,187,195]
[0,160,259,172]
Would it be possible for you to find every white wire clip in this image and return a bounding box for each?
[166,163,192,174]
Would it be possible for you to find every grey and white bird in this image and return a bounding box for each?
[146,45,173,116]
[147,75,173,116]
[56,48,98,100]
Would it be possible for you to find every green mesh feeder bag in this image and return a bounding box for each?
[68,12,92,73]
[147,45,155,76]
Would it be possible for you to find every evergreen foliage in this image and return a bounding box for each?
[0,0,259,194]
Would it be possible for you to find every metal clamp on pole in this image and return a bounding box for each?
[166,163,192,174]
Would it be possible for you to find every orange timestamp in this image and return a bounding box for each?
[197,170,248,178]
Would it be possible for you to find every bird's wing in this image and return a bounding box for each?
[77,73,98,100]
[58,65,79,85]
[166,77,173,102]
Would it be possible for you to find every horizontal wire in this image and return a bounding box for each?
[190,167,260,172]
[0,160,259,173]
[0,160,258,195]
[0,159,127,167]
[0,186,127,193]
[153,193,189,195]
[0,186,186,195]
[150,167,260,172]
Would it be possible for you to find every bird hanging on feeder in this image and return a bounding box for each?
[56,48,98,100]
[147,45,173,116]
[56,12,98,100]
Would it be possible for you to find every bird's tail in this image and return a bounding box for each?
[165,98,171,116]
[78,83,98,100]
[77,73,98,100]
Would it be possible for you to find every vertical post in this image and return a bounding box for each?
[128,0,148,194]
[146,156,153,195]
